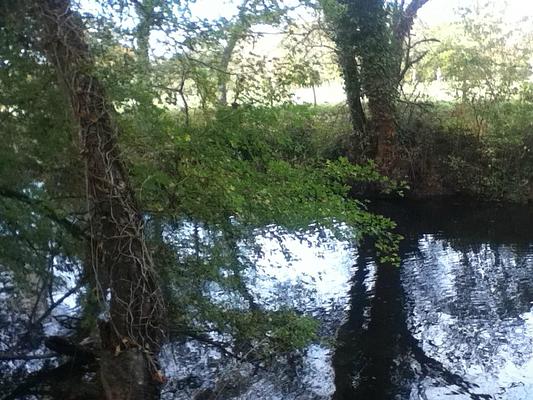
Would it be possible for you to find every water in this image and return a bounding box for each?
[160,229,355,400]
[2,199,533,399]
[162,200,533,399]
[333,199,533,399]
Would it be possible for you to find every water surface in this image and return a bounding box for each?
[334,199,533,400]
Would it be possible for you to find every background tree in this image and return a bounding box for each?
[320,0,430,172]
[415,2,532,135]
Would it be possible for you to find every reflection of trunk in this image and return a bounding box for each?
[37,2,164,399]
[332,255,372,399]
[333,246,410,399]
[333,237,491,399]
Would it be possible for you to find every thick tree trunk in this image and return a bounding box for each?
[356,0,400,174]
[368,94,398,175]
[337,47,368,162]
[327,0,429,175]
[36,1,165,399]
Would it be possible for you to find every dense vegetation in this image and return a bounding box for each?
[0,0,532,399]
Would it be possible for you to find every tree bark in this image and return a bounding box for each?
[337,46,369,162]
[368,93,397,174]
[338,48,366,135]
[357,0,400,174]
[36,1,165,399]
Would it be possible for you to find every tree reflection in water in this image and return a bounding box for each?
[333,200,533,400]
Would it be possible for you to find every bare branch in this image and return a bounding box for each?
[0,353,58,361]
[29,282,83,330]
[394,0,431,40]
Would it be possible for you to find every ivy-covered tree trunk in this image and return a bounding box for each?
[324,0,429,174]
[336,46,370,163]
[37,1,165,399]
[134,0,155,64]
[356,0,398,172]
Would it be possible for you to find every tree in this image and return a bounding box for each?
[420,3,532,105]
[1,1,401,397]
[35,1,165,399]
[215,0,289,106]
[321,0,430,173]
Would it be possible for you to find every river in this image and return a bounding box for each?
[1,199,532,399]
[334,199,533,400]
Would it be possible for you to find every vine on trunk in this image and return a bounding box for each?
[37,0,166,397]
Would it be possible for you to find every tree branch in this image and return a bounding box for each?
[394,0,431,40]
[0,186,87,240]
[29,282,83,330]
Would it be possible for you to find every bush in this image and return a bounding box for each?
[396,101,533,202]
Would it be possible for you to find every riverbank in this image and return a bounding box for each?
[394,101,533,203]
[211,102,533,203]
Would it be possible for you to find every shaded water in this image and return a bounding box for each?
[334,199,533,399]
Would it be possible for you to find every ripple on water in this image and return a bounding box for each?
[402,235,533,399]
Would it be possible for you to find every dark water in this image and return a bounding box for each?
[333,199,533,400]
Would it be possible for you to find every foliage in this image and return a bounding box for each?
[396,101,533,202]
[415,3,532,104]
[115,103,401,342]
[0,11,84,308]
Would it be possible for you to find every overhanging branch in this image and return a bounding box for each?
[0,186,87,240]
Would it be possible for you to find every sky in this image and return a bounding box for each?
[417,0,533,26]
[79,0,533,41]
[187,0,533,26]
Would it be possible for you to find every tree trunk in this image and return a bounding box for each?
[326,0,429,175]
[134,0,155,64]
[337,47,368,162]
[338,48,366,135]
[218,30,243,107]
[368,94,397,175]
[356,0,400,174]
[36,1,165,399]
[217,0,253,106]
